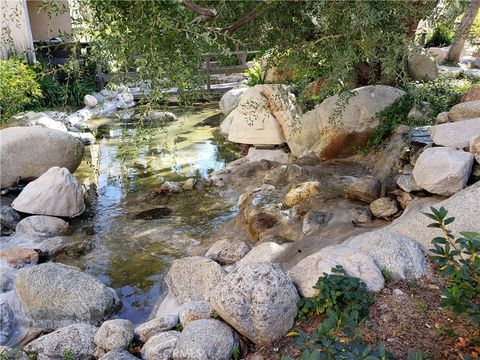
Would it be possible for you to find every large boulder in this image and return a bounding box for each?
[172,319,237,360]
[448,100,480,121]
[211,262,299,345]
[461,88,480,103]
[24,323,97,360]
[288,86,405,158]
[288,249,384,297]
[15,262,120,326]
[0,127,84,189]
[165,256,226,304]
[407,53,438,81]
[12,167,85,217]
[15,215,69,238]
[429,118,480,148]
[412,147,474,196]
[219,87,249,116]
[222,85,296,145]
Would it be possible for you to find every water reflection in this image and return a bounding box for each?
[61,104,239,324]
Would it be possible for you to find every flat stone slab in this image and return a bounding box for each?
[429,118,480,148]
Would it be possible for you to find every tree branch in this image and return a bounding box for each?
[223,7,259,35]
[181,0,217,21]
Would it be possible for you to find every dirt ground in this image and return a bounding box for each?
[247,261,480,360]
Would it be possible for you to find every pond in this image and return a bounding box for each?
[58,103,240,324]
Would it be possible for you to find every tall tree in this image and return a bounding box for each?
[446,0,480,63]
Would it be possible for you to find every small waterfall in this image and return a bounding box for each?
[372,130,408,186]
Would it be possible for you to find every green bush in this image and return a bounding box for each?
[0,58,42,124]
[424,207,480,324]
[243,61,265,87]
[425,25,454,48]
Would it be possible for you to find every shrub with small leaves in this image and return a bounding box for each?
[424,206,480,324]
[243,61,265,87]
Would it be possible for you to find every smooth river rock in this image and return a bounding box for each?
[94,319,134,351]
[134,314,179,343]
[369,197,399,219]
[211,262,299,345]
[346,176,381,203]
[15,215,69,238]
[165,256,226,304]
[0,127,84,189]
[15,262,120,326]
[412,147,474,196]
[205,239,251,265]
[12,167,85,217]
[219,86,248,116]
[24,323,98,360]
[142,331,180,360]
[172,319,238,360]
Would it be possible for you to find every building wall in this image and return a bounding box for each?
[27,0,72,41]
[0,0,34,60]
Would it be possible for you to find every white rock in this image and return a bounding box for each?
[236,242,286,266]
[27,115,67,132]
[412,147,474,196]
[12,167,85,217]
[429,118,480,148]
[219,87,249,116]
[246,148,289,163]
[0,127,84,189]
[84,94,98,108]
[288,249,384,297]
[173,319,237,360]
[165,256,226,304]
[94,319,134,351]
[134,314,178,343]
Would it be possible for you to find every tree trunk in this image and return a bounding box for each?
[446,0,480,63]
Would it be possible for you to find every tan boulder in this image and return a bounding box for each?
[284,181,320,207]
[461,88,480,103]
[12,167,85,217]
[407,53,438,81]
[471,134,480,164]
[448,100,480,121]
[287,86,405,158]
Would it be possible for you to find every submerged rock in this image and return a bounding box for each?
[0,127,84,189]
[24,323,97,360]
[15,262,120,326]
[173,319,237,360]
[211,262,299,345]
[165,256,226,304]
[134,207,172,220]
[412,147,474,196]
[15,215,69,238]
[0,248,40,268]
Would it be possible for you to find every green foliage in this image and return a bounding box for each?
[63,348,74,360]
[231,346,241,360]
[0,58,42,124]
[424,207,480,324]
[287,266,387,359]
[35,59,97,109]
[298,266,373,321]
[407,350,430,360]
[243,61,264,87]
[364,74,476,149]
[425,25,454,47]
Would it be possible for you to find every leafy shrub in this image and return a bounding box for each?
[35,59,97,109]
[425,25,454,48]
[243,61,265,87]
[425,207,480,324]
[285,266,388,359]
[0,58,42,124]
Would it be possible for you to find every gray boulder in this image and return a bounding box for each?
[211,262,298,345]
[205,239,251,265]
[12,167,85,217]
[396,174,422,193]
[179,300,213,326]
[26,115,67,132]
[0,299,14,345]
[36,236,70,259]
[0,347,29,360]
[288,249,384,297]
[24,323,97,360]
[407,53,438,82]
[165,256,226,304]
[0,127,84,189]
[134,314,178,343]
[219,87,248,116]
[429,118,480,148]
[15,215,69,238]
[172,319,237,360]
[84,94,98,108]
[0,206,21,234]
[15,263,120,326]
[99,349,138,360]
[412,147,474,196]
[94,319,134,351]
[142,331,180,360]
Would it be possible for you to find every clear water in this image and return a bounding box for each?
[58,104,240,324]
